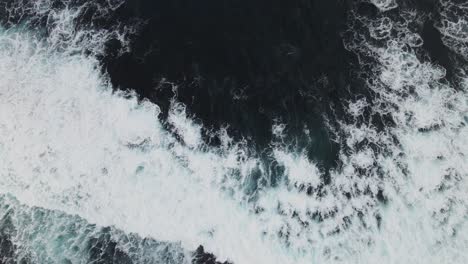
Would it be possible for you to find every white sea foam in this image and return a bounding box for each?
[369,0,398,12]
[0,0,467,263]
[437,0,468,60]
[0,26,292,264]
[0,194,188,263]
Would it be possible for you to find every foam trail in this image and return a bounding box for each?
[250,2,468,263]
[437,0,468,60]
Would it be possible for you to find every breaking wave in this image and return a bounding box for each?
[0,0,466,263]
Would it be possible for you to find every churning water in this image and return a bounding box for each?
[0,0,467,263]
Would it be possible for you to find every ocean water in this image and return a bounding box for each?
[0,0,467,263]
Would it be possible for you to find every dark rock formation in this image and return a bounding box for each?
[192,246,231,264]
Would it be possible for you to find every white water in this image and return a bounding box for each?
[369,0,398,12]
[0,0,467,263]
[0,194,188,263]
